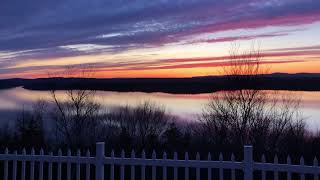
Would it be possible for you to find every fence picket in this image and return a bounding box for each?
[163,152,167,180]
[110,150,115,180]
[30,148,35,180]
[95,142,105,180]
[22,148,26,180]
[314,157,319,180]
[208,153,212,180]
[141,150,146,180]
[13,150,17,180]
[131,150,135,180]
[4,148,8,180]
[300,157,305,180]
[152,150,157,180]
[274,155,279,180]
[196,152,200,180]
[185,152,189,180]
[67,149,71,180]
[121,150,125,180]
[231,153,235,180]
[76,150,81,180]
[244,146,253,180]
[58,149,62,180]
[48,152,53,180]
[219,153,224,180]
[287,155,291,180]
[173,152,178,180]
[86,150,91,180]
[39,149,44,180]
[262,154,266,180]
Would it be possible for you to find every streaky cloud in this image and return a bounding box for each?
[0,0,320,77]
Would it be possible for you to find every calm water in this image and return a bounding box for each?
[0,87,320,131]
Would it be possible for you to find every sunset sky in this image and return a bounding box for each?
[1,0,320,78]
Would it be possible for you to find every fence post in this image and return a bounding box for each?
[244,145,253,180]
[96,142,105,180]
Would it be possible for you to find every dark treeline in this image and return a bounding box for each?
[1,73,320,93]
[0,96,319,165]
[0,97,319,180]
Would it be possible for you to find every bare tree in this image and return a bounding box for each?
[49,65,102,147]
[201,43,304,150]
[104,101,171,149]
[15,100,47,147]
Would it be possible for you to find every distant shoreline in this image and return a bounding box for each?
[1,73,320,94]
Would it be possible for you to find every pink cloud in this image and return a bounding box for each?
[85,59,307,72]
[176,12,320,39]
[189,33,289,44]
[267,45,320,52]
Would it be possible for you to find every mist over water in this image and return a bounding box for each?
[0,87,320,131]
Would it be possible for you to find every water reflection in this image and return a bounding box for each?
[0,87,319,130]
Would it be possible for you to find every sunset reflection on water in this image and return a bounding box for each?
[0,87,319,130]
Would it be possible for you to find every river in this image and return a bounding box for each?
[0,87,319,131]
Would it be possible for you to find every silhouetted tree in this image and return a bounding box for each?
[49,66,103,148]
[104,101,171,150]
[201,43,305,153]
[15,100,46,148]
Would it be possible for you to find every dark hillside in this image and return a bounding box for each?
[1,73,320,93]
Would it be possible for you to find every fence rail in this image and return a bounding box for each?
[0,142,319,180]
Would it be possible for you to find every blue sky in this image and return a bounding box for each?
[1,0,320,78]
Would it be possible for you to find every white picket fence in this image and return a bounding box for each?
[0,142,319,180]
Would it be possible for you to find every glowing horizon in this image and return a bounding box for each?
[1,0,320,79]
